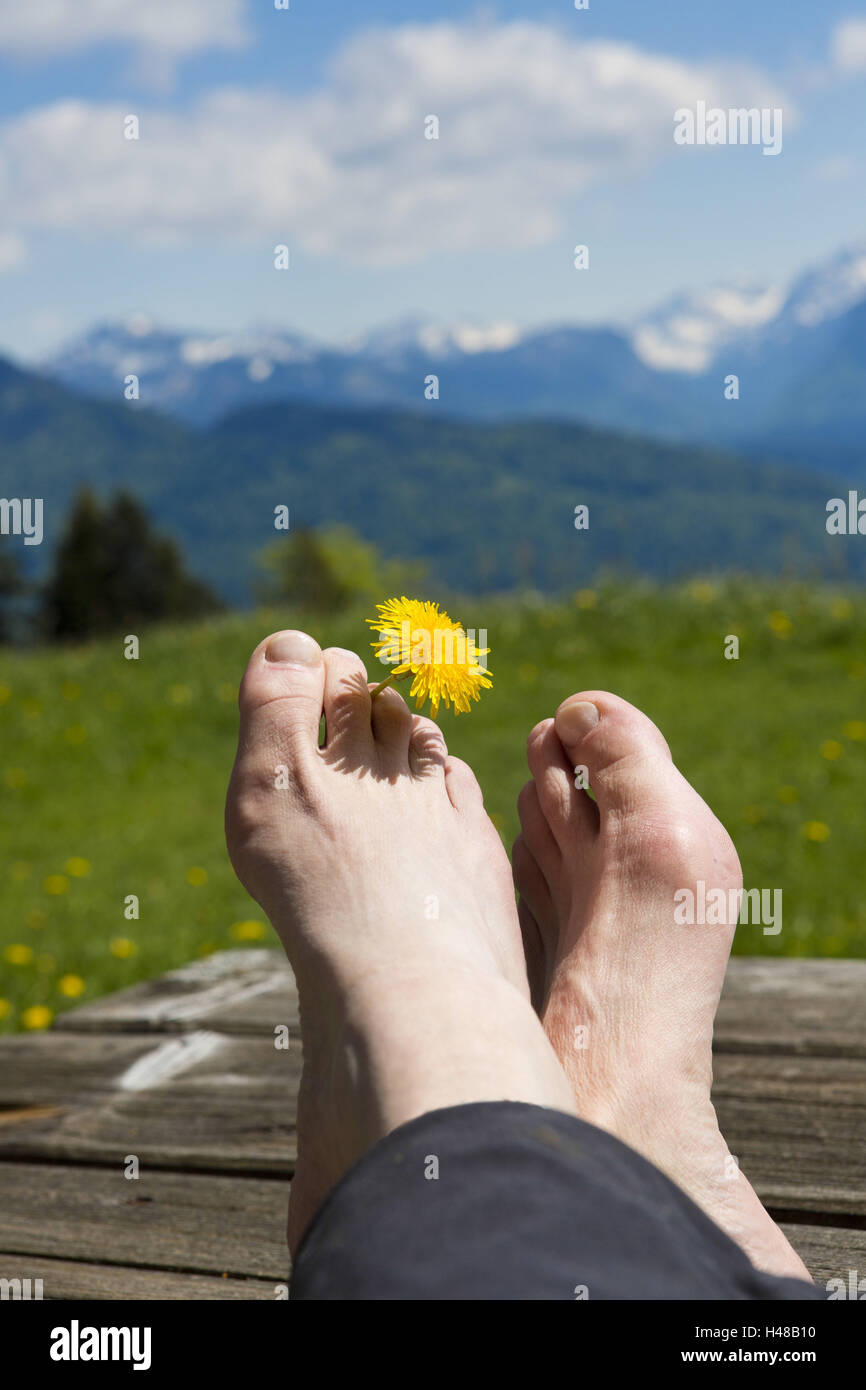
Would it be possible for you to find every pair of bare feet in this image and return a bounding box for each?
[225,629,811,1285]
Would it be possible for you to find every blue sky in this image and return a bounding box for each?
[0,0,864,360]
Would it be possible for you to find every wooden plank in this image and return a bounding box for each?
[54,949,298,1037]
[0,1162,289,1279]
[713,1053,866,1217]
[779,1225,866,1288]
[0,1033,301,1172]
[717,958,866,1058]
[0,1252,280,1300]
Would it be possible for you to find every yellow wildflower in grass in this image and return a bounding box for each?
[367,597,492,717]
[777,786,799,804]
[830,598,854,621]
[44,874,69,896]
[4,943,34,966]
[231,920,267,941]
[5,768,27,789]
[849,661,866,679]
[0,999,12,1020]
[186,866,208,886]
[820,740,844,761]
[62,681,81,700]
[64,724,87,744]
[65,857,91,878]
[844,720,866,741]
[169,684,193,705]
[58,974,86,998]
[110,937,138,959]
[22,1006,53,1030]
[768,611,793,638]
[803,821,830,843]
[688,581,716,603]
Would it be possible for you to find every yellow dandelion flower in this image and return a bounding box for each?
[44,874,69,896]
[849,661,866,679]
[367,597,492,718]
[169,684,193,705]
[843,720,866,741]
[230,920,267,941]
[777,786,799,804]
[58,974,86,998]
[4,943,34,966]
[21,1006,53,1030]
[64,724,87,745]
[820,740,843,761]
[186,866,208,886]
[110,937,137,959]
[803,821,830,843]
[0,999,12,1020]
[768,611,793,638]
[65,857,91,878]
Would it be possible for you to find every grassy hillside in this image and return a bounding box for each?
[1,577,864,1033]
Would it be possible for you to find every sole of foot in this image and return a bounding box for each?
[225,630,577,1252]
[513,689,812,1283]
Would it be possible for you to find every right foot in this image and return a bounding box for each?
[225,631,577,1253]
[512,690,813,1282]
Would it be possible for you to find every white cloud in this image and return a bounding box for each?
[0,20,790,267]
[831,18,866,72]
[0,0,249,59]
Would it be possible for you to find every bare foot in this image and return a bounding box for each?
[512,690,813,1282]
[225,631,576,1253]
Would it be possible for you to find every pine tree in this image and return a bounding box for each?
[42,489,223,640]
[0,538,22,642]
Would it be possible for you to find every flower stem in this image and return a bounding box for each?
[370,671,411,701]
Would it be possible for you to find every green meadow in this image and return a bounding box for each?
[1,576,865,1033]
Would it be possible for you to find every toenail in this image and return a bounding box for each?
[265,631,321,665]
[555,700,599,743]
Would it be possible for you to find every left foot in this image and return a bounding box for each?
[512,689,812,1282]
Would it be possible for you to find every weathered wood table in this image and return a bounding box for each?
[0,949,863,1298]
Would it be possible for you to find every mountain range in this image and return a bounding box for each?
[0,352,862,607]
[40,243,866,474]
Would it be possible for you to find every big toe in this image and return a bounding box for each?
[553,691,675,821]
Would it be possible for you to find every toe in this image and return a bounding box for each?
[516,779,562,880]
[444,755,484,812]
[320,648,374,757]
[408,715,448,778]
[553,691,672,820]
[370,685,413,763]
[237,629,325,754]
[512,831,556,930]
[526,718,599,849]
